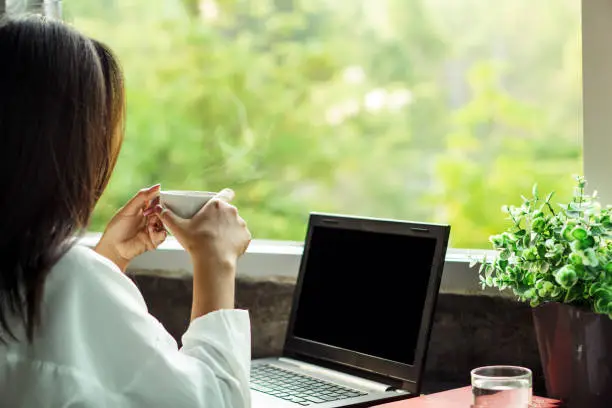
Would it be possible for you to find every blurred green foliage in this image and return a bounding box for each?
[64,0,583,247]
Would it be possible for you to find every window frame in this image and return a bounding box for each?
[582,0,612,206]
[83,0,606,292]
[81,233,500,293]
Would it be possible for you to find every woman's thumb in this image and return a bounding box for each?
[215,188,235,203]
[160,208,184,235]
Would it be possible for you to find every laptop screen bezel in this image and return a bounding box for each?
[282,213,450,393]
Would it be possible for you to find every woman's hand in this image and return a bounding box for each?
[160,188,251,318]
[160,188,251,267]
[95,184,167,272]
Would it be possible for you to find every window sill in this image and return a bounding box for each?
[80,233,503,295]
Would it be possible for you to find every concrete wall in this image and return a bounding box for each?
[131,272,546,395]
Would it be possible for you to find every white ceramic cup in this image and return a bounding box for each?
[160,190,217,219]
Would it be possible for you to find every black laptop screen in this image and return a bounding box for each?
[292,225,438,366]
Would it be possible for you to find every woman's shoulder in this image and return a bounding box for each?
[46,243,145,308]
[49,243,121,286]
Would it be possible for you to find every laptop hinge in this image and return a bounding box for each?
[278,357,393,393]
[283,353,409,392]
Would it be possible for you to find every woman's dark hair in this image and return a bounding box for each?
[0,16,125,342]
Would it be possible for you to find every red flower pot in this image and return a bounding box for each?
[532,302,612,408]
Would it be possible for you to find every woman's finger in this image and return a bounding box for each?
[122,184,161,215]
[160,207,187,238]
[143,203,163,217]
[143,196,160,214]
[237,215,247,227]
[136,229,156,252]
[148,214,167,233]
[214,188,235,203]
[241,236,252,255]
[149,222,167,247]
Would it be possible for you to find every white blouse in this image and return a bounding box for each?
[0,245,251,407]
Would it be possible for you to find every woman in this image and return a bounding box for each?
[0,16,252,408]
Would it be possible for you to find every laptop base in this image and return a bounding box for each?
[251,358,412,408]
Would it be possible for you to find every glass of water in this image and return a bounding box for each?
[471,366,532,408]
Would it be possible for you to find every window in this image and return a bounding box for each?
[64,0,583,249]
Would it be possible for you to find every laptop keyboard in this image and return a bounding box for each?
[250,364,368,405]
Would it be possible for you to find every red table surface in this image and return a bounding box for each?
[374,386,562,407]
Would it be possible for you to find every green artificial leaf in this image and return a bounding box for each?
[575,175,587,189]
[581,235,596,248]
[585,249,599,267]
[561,226,574,241]
[569,252,583,266]
[490,234,503,248]
[554,266,578,289]
[550,286,563,299]
[571,227,588,241]
[532,218,546,232]
[500,249,511,261]
[564,283,583,303]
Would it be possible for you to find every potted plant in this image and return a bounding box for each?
[476,176,612,408]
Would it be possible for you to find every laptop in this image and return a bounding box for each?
[250,213,451,408]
